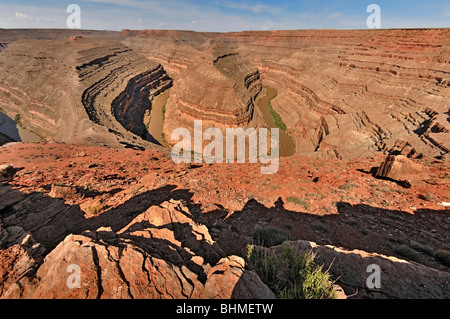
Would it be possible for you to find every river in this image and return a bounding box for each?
[256,86,296,157]
[144,87,295,157]
[144,89,171,147]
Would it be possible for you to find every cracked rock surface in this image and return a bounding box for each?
[0,199,275,299]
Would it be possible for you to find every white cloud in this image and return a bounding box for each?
[328,12,342,20]
[223,1,277,14]
[15,12,32,20]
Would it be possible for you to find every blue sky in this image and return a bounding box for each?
[0,0,449,31]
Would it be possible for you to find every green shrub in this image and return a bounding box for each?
[410,241,434,256]
[286,196,311,211]
[85,201,104,216]
[339,183,354,190]
[392,244,422,263]
[247,244,336,299]
[435,250,450,267]
[246,245,279,286]
[419,193,438,202]
[252,227,291,248]
[268,95,287,131]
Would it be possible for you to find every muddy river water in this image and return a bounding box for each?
[145,89,171,147]
[256,86,296,157]
[145,86,296,157]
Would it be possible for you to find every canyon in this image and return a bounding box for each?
[0,28,449,299]
[0,28,448,160]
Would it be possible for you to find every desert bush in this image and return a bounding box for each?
[85,201,104,216]
[247,244,336,299]
[344,218,360,228]
[418,193,438,202]
[434,250,450,267]
[392,244,422,263]
[252,227,291,248]
[410,241,434,256]
[286,196,311,211]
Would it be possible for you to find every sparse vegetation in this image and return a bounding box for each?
[247,244,336,299]
[339,182,360,190]
[85,201,104,216]
[306,192,326,199]
[286,196,311,211]
[252,226,291,248]
[434,250,450,267]
[312,223,329,233]
[130,185,143,195]
[161,100,167,120]
[344,218,360,228]
[410,241,434,256]
[371,184,410,197]
[267,94,287,131]
[419,193,438,202]
[14,113,23,128]
[391,243,422,263]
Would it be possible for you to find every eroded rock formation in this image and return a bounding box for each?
[0,190,275,299]
[161,40,265,149]
[124,29,450,159]
[77,42,172,142]
[0,36,172,150]
[1,28,448,159]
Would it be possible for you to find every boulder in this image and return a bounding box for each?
[0,164,15,182]
[0,224,45,298]
[49,184,84,200]
[201,256,276,299]
[376,155,425,186]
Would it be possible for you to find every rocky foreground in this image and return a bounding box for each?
[0,142,449,299]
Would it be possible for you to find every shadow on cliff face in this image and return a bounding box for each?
[0,183,195,252]
[87,184,194,232]
[1,180,448,272]
[207,198,450,272]
[0,182,275,299]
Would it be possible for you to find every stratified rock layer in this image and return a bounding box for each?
[1,28,448,159]
[162,40,264,150]
[125,29,450,159]
[0,36,172,150]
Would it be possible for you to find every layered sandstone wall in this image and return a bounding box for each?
[76,41,172,142]
[125,28,449,159]
[0,35,172,150]
[0,29,448,159]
